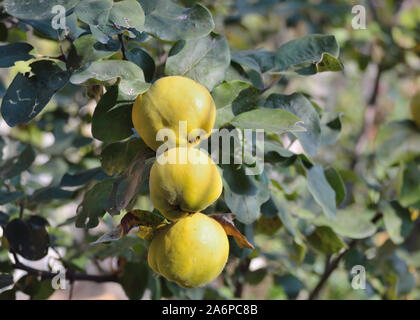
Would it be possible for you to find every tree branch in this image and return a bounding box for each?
[308,212,383,300]
[11,261,118,283]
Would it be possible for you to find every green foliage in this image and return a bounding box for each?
[0,0,419,301]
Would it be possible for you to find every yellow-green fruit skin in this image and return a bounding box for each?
[132,76,216,151]
[148,213,229,288]
[410,92,420,129]
[149,147,223,221]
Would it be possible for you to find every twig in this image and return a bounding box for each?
[234,258,250,298]
[11,261,119,283]
[118,34,128,60]
[261,75,282,93]
[308,212,383,300]
[68,280,75,300]
[19,202,24,220]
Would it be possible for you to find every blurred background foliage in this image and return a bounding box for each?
[0,0,420,300]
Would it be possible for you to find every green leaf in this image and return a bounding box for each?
[375,120,420,166]
[320,111,343,146]
[274,34,341,75]
[22,12,85,41]
[4,0,79,20]
[303,163,337,219]
[139,0,214,41]
[75,179,115,228]
[0,145,36,180]
[0,211,9,226]
[231,108,305,136]
[211,81,259,128]
[28,186,74,203]
[316,52,343,72]
[60,167,108,187]
[75,0,145,43]
[105,155,155,215]
[67,34,120,70]
[307,226,347,254]
[119,261,149,300]
[0,43,34,68]
[100,138,149,176]
[70,60,150,100]
[274,274,304,299]
[245,268,267,285]
[397,162,420,207]
[126,46,155,83]
[0,274,13,289]
[265,190,296,237]
[380,201,414,245]
[165,33,230,91]
[1,60,70,127]
[313,209,377,239]
[15,275,55,300]
[0,190,24,205]
[4,217,50,261]
[222,165,270,224]
[265,93,321,157]
[231,49,274,73]
[91,86,134,142]
[324,167,346,206]
[108,0,145,31]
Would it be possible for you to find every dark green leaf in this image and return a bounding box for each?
[67,34,120,70]
[324,166,346,206]
[268,190,296,237]
[126,47,155,83]
[70,60,149,100]
[231,49,274,73]
[274,274,304,299]
[0,145,35,180]
[75,179,115,228]
[1,60,70,127]
[265,93,321,157]
[4,218,50,261]
[4,0,79,20]
[119,261,149,300]
[245,268,267,285]
[165,33,230,91]
[100,138,149,176]
[0,274,13,289]
[0,43,34,68]
[75,0,145,43]
[222,165,270,224]
[60,167,108,187]
[0,190,24,205]
[211,81,258,128]
[0,211,9,226]
[105,156,155,215]
[15,275,55,300]
[313,209,377,239]
[91,86,134,142]
[381,200,414,245]
[307,226,346,254]
[231,108,305,135]
[397,162,420,207]
[274,34,341,75]
[139,0,214,41]
[303,163,337,219]
[28,186,74,203]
